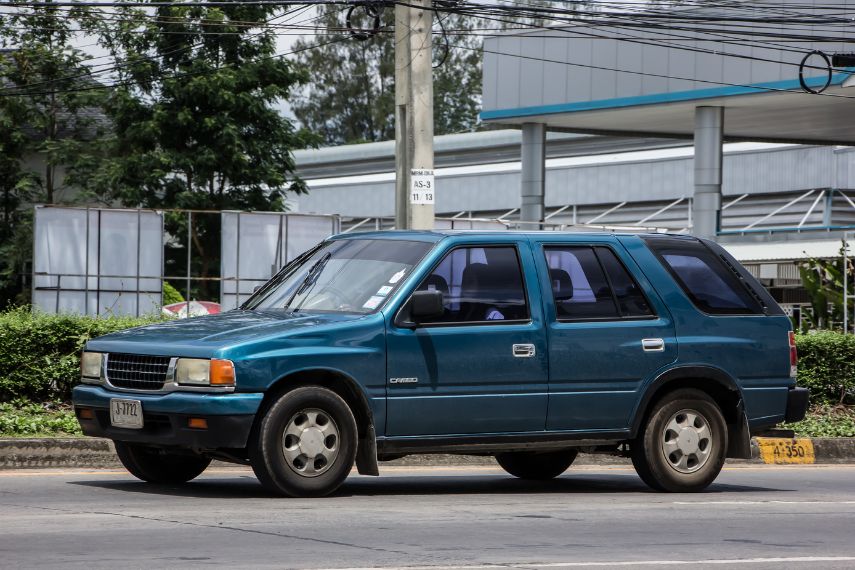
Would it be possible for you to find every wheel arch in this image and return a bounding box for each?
[631,365,751,459]
[254,367,380,475]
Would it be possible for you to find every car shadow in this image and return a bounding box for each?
[67,470,792,500]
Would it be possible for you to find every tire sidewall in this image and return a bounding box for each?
[253,387,357,497]
[638,389,727,492]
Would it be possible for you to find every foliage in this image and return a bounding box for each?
[0,307,163,403]
[798,244,854,331]
[71,4,316,301]
[291,6,483,145]
[0,5,110,306]
[784,405,855,438]
[0,400,81,437]
[795,332,855,405]
[162,281,185,306]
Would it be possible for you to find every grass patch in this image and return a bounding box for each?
[783,405,855,438]
[0,400,82,437]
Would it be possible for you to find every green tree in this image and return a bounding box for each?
[0,5,108,305]
[291,6,483,145]
[798,243,855,331]
[88,3,315,300]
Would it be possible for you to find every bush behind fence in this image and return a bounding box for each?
[0,309,853,407]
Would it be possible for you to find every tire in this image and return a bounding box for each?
[250,386,357,498]
[114,441,211,484]
[495,449,578,480]
[631,388,727,492]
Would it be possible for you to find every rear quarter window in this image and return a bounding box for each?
[644,238,764,315]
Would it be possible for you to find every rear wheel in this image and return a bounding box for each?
[631,388,727,492]
[495,449,578,480]
[114,441,211,484]
[250,386,357,498]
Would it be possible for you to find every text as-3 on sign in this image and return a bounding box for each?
[410,169,435,205]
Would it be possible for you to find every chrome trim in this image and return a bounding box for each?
[102,354,235,394]
[642,338,666,352]
[512,343,536,358]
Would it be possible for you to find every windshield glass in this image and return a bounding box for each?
[242,239,433,314]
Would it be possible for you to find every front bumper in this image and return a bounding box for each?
[72,385,264,450]
[785,386,810,423]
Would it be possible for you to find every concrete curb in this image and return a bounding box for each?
[2,437,855,470]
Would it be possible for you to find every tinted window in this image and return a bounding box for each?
[414,246,529,324]
[595,247,653,317]
[543,246,618,319]
[646,238,762,315]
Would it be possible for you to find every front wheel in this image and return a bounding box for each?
[250,386,357,498]
[631,388,727,492]
[114,441,211,484]
[495,449,578,480]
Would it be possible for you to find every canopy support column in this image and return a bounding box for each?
[693,106,724,240]
[520,122,546,228]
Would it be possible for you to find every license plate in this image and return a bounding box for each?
[110,398,144,429]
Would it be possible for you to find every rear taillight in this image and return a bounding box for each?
[789,331,798,378]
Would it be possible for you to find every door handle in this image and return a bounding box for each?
[641,338,665,352]
[513,344,536,358]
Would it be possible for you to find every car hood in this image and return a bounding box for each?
[85,310,366,357]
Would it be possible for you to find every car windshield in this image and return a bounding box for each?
[242,238,433,314]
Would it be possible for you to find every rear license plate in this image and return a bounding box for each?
[110,398,143,429]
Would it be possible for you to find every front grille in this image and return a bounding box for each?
[106,353,171,391]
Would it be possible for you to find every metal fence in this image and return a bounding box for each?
[32,206,340,316]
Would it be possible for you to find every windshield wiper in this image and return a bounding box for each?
[284,252,331,311]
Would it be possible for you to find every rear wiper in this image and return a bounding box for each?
[284,252,331,310]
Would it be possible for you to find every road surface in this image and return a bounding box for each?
[1,464,854,569]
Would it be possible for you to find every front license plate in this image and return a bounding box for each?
[110,398,144,429]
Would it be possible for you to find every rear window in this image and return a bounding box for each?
[645,238,763,315]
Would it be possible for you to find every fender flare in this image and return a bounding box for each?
[631,365,742,436]
[265,367,380,476]
[630,365,750,458]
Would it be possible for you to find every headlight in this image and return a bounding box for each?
[175,358,235,387]
[80,352,103,384]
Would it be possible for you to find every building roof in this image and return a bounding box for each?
[481,0,855,145]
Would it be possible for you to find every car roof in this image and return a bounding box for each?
[330,229,694,242]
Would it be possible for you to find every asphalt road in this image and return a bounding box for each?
[1,463,855,570]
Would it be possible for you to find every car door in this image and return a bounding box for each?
[385,239,548,437]
[536,238,677,432]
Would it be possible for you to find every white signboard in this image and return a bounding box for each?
[33,206,163,316]
[410,169,435,205]
[220,212,340,310]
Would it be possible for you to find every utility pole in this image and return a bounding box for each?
[394,0,434,230]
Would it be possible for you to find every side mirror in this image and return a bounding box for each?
[410,290,444,323]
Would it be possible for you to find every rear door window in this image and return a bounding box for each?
[543,246,653,320]
[645,238,763,315]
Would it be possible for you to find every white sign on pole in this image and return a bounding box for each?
[410,169,435,205]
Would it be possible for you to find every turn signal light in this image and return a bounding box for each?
[188,418,208,430]
[209,359,236,386]
[77,407,95,420]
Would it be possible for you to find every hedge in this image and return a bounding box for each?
[0,308,163,403]
[794,332,855,406]
[0,308,853,407]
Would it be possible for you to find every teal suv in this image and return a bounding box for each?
[73,231,808,496]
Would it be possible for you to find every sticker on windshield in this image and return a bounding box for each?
[375,285,393,297]
[362,296,384,310]
[388,270,406,284]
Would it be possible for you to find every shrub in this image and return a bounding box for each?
[0,400,81,436]
[162,281,185,306]
[0,307,163,403]
[795,332,855,405]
